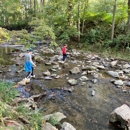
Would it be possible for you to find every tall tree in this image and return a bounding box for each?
[77,0,81,41]
[81,0,89,34]
[111,0,117,41]
[67,0,74,27]
[127,0,130,33]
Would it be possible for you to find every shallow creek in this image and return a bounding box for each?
[0,47,129,130]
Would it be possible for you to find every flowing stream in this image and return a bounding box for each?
[0,47,129,130]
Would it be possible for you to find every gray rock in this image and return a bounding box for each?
[91,79,98,84]
[60,122,76,130]
[42,122,58,130]
[109,104,130,130]
[45,62,52,65]
[91,90,96,96]
[111,60,118,67]
[79,76,88,81]
[126,81,130,86]
[43,70,51,76]
[114,80,124,86]
[95,65,105,70]
[43,112,66,122]
[107,71,119,78]
[53,65,59,69]
[55,47,62,54]
[35,55,44,62]
[68,79,78,85]
[82,66,97,71]
[123,69,130,73]
[81,71,87,75]
[44,76,52,80]
[69,67,80,74]
[123,64,130,69]
[51,74,57,77]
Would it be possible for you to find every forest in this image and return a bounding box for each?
[0,0,130,53]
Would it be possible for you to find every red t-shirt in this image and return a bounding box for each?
[62,46,66,54]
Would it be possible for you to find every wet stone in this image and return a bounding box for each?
[44,76,52,80]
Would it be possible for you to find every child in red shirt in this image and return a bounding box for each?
[62,44,67,61]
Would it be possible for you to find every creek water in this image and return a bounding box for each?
[0,47,129,130]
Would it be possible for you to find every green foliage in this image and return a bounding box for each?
[83,26,110,45]
[48,115,61,126]
[30,112,43,130]
[29,18,57,46]
[57,26,79,43]
[16,105,30,117]
[0,27,10,43]
[102,33,130,51]
[0,81,19,103]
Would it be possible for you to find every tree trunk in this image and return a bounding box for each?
[81,0,89,34]
[41,0,44,5]
[111,0,117,41]
[127,0,130,33]
[67,0,74,27]
[30,0,32,9]
[78,0,81,42]
[34,0,36,16]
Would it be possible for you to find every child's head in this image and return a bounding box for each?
[28,48,33,54]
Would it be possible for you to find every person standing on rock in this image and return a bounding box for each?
[24,49,36,82]
[62,44,67,61]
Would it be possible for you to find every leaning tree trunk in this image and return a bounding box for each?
[127,0,130,33]
[111,0,117,41]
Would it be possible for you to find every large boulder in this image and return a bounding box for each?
[109,104,130,130]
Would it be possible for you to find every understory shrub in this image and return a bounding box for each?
[83,26,110,45]
[103,34,130,51]
[56,26,79,43]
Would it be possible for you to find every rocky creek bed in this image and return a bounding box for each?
[0,45,130,130]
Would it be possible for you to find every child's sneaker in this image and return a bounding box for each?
[31,75,35,78]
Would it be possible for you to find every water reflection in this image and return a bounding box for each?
[0,47,15,65]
